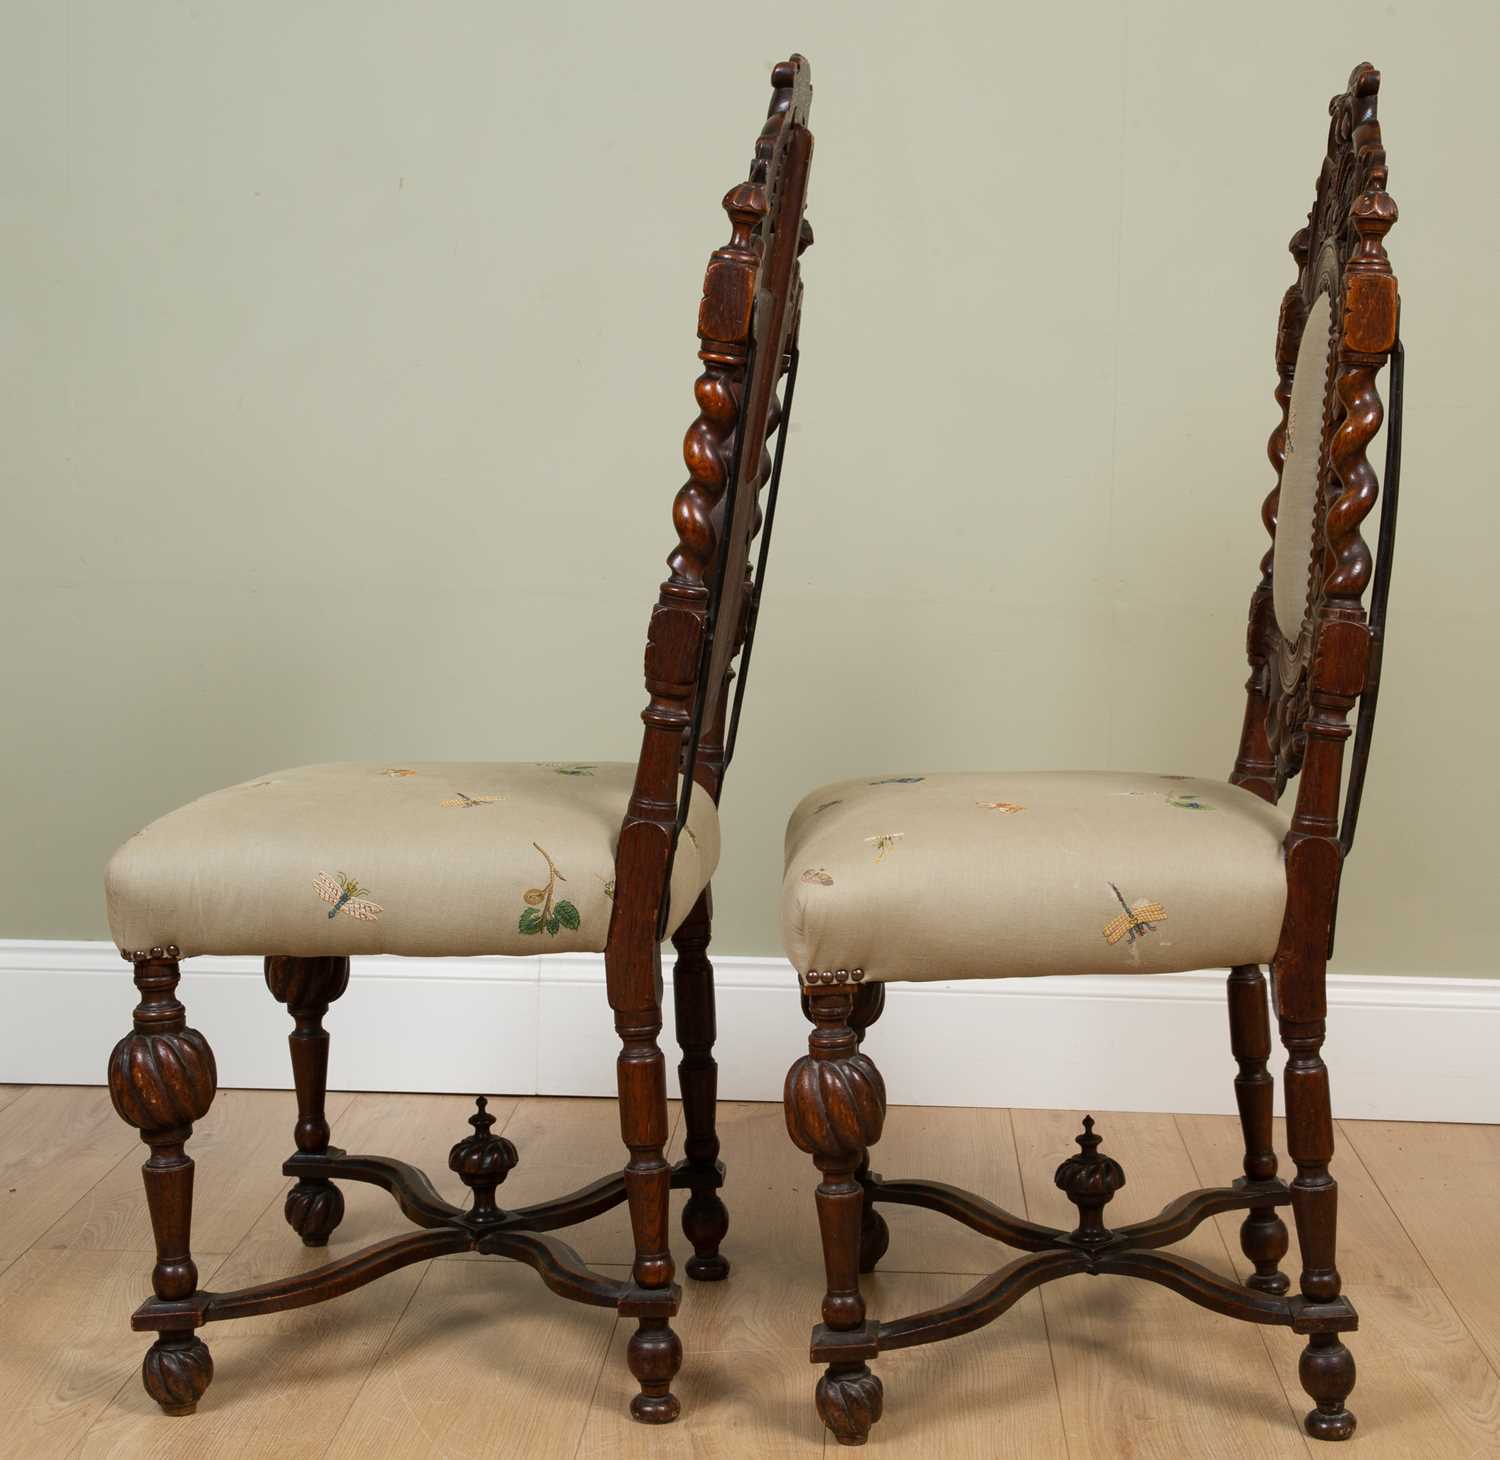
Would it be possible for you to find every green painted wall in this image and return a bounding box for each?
[4,1,1494,975]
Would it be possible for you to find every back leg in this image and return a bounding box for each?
[1227,964,1289,1293]
[265,956,350,1246]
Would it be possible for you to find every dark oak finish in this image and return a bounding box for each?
[786,63,1398,1447]
[110,56,815,1427]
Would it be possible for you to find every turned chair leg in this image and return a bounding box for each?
[265,956,351,1246]
[1226,964,1289,1293]
[108,949,217,1415]
[1280,1011,1356,1441]
[786,983,887,1446]
[615,1000,682,1423]
[670,892,730,1281]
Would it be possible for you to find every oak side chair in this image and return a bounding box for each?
[102,55,814,1425]
[781,62,1401,1445]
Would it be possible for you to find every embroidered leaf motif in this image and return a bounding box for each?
[314,871,383,922]
[800,868,834,886]
[870,776,924,785]
[1101,882,1166,945]
[813,799,844,815]
[865,833,904,863]
[518,843,570,937]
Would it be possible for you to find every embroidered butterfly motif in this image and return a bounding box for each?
[439,791,498,810]
[800,868,834,886]
[977,801,1024,814]
[314,871,383,922]
[1102,883,1166,946]
[865,833,904,863]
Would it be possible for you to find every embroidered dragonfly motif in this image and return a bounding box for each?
[1102,883,1166,946]
[439,791,498,810]
[314,871,383,922]
[865,833,904,863]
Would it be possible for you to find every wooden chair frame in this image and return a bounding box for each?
[107,56,814,1426]
[785,62,1399,1446]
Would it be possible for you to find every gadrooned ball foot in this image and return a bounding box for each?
[142,1334,213,1415]
[284,1178,345,1247]
[816,1363,884,1445]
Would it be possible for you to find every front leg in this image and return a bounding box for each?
[109,949,217,1414]
[265,956,350,1246]
[670,891,730,1280]
[1280,1011,1356,1441]
[616,995,682,1423]
[786,982,887,1446]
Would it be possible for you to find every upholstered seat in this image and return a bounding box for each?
[781,770,1289,982]
[106,761,720,959]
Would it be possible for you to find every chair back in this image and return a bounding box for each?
[1230,62,1401,978]
[613,56,814,951]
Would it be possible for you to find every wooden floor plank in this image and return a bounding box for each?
[0,1094,1489,1459]
[0,1245,227,1460]
[1178,1113,1500,1457]
[0,1087,138,1272]
[1341,1119,1500,1376]
[1013,1107,1308,1459]
[39,1088,357,1256]
[322,1257,618,1460]
[0,1085,29,1116]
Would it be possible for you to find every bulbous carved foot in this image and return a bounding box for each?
[284,1177,346,1247]
[1241,1208,1291,1294]
[142,1334,213,1415]
[858,1206,890,1274]
[816,1363,883,1445]
[627,1318,682,1424]
[683,1189,730,1282]
[1300,1336,1356,1440]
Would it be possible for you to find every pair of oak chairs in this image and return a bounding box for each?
[103,53,1402,1447]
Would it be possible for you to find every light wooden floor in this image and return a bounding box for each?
[1,1085,1496,1458]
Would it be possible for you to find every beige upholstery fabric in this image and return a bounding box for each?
[782,771,1289,983]
[107,762,719,959]
[1273,290,1334,643]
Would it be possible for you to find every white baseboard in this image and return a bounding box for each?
[2,940,1495,1123]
